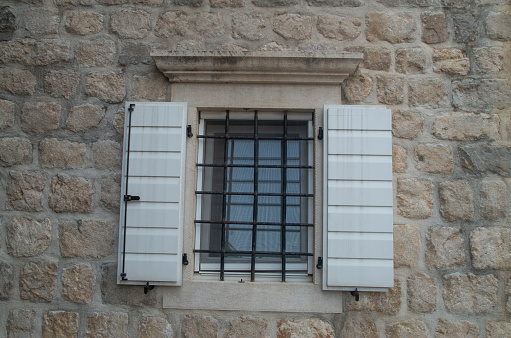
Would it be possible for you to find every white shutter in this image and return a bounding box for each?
[117,102,187,286]
[323,105,393,291]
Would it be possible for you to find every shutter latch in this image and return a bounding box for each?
[144,282,154,294]
[182,253,189,265]
[124,195,140,201]
[350,288,360,302]
[318,127,323,140]
[316,257,323,269]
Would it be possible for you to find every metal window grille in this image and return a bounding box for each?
[194,110,314,282]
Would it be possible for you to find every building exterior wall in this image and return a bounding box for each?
[0,0,510,336]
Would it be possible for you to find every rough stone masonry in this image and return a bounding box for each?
[0,0,510,337]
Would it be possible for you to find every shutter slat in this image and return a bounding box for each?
[129,127,182,152]
[126,203,179,229]
[327,206,393,233]
[328,155,392,181]
[327,259,394,288]
[129,152,181,177]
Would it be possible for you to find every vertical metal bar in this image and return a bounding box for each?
[281,112,288,282]
[220,110,230,281]
[251,111,259,282]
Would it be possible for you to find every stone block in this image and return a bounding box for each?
[0,262,13,300]
[253,0,299,5]
[0,6,16,34]
[218,43,248,51]
[155,11,189,37]
[76,39,116,67]
[409,78,447,108]
[62,264,96,303]
[386,320,428,338]
[114,110,125,134]
[473,47,504,74]
[0,137,32,166]
[7,171,45,211]
[487,10,511,41]
[433,48,469,75]
[85,313,129,338]
[453,79,511,113]
[226,317,268,338]
[101,174,121,211]
[211,0,244,7]
[175,0,203,6]
[307,0,364,6]
[233,13,266,40]
[0,67,36,95]
[378,0,435,5]
[317,15,361,41]
[397,178,433,219]
[60,220,113,257]
[26,8,59,35]
[40,138,86,168]
[347,279,401,313]
[442,0,471,6]
[394,224,418,267]
[21,102,61,134]
[341,312,378,338]
[94,140,121,169]
[443,273,498,313]
[393,145,407,173]
[7,217,51,257]
[0,38,71,66]
[481,180,507,220]
[377,75,405,105]
[140,317,173,338]
[471,228,511,269]
[65,11,103,35]
[97,0,128,3]
[8,309,35,337]
[183,315,218,338]
[436,318,478,338]
[67,104,104,132]
[49,175,94,213]
[44,70,80,99]
[440,181,474,221]
[392,110,423,139]
[433,112,499,141]
[273,14,312,40]
[20,261,57,302]
[0,99,14,131]
[111,9,151,39]
[486,322,511,337]
[136,0,164,4]
[426,227,465,269]
[415,144,453,174]
[362,47,391,71]
[119,43,155,65]
[421,12,448,43]
[176,39,205,50]
[343,73,373,103]
[396,47,426,74]
[132,73,168,101]
[407,273,437,313]
[196,13,226,37]
[277,318,333,338]
[453,11,477,43]
[86,72,125,103]
[42,311,79,338]
[460,145,511,176]
[366,12,416,43]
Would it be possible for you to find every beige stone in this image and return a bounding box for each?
[94,140,121,169]
[344,73,372,103]
[273,14,312,40]
[421,12,448,44]
[86,72,125,103]
[377,75,405,105]
[183,315,218,338]
[0,99,14,131]
[40,138,87,168]
[0,137,32,166]
[486,321,511,338]
[0,262,13,300]
[347,279,401,313]
[175,0,202,6]
[114,110,125,134]
[211,0,244,6]
[132,73,168,101]
[7,171,46,211]
[67,104,104,132]
[436,318,479,338]
[60,220,113,257]
[277,318,333,338]
[49,175,94,213]
[155,11,188,37]
[44,70,80,99]
[101,174,121,211]
[0,39,71,66]
[415,144,453,174]
[394,224,418,267]
[111,10,151,39]
[0,67,36,95]
[26,8,59,34]
[386,320,428,338]
[439,181,474,221]
[341,312,378,338]
[409,78,447,107]
[317,15,361,41]
[137,0,164,4]
[471,228,511,269]
[20,261,57,302]
[396,47,426,74]
[98,0,128,3]
[392,110,423,139]
[22,102,61,134]
[253,0,300,5]
[62,264,96,303]
[140,317,173,338]
[196,13,226,37]
[176,39,205,51]
[393,145,407,173]
[218,43,248,51]
[452,79,511,113]
[407,273,437,313]
[8,309,35,337]
[76,39,116,67]
[474,47,504,74]
[432,112,499,141]
[227,317,269,338]
[487,10,511,41]
[363,47,391,71]
[66,11,104,35]
[233,14,266,40]
[443,273,498,313]
[433,48,470,75]
[397,179,433,219]
[86,313,129,338]
[367,12,416,43]
[426,227,465,269]
[481,180,507,220]
[7,217,51,257]
[42,311,79,338]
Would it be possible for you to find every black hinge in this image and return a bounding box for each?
[318,127,323,140]
[351,288,360,302]
[124,195,140,201]
[182,253,189,265]
[187,125,193,138]
[316,256,323,269]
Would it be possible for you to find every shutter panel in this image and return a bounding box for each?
[323,105,393,291]
[118,102,187,286]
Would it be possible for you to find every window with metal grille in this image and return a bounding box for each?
[194,110,314,282]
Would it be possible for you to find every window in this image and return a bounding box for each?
[194,110,314,282]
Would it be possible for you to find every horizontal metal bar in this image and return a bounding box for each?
[196,191,313,197]
[197,163,313,169]
[194,249,312,256]
[194,220,314,227]
[197,135,314,141]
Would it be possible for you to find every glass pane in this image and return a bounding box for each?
[226,224,252,252]
[285,226,303,253]
[228,139,254,165]
[259,140,281,166]
[286,196,312,224]
[257,196,281,223]
[227,167,254,193]
[226,195,253,222]
[199,223,222,261]
[256,225,281,252]
[258,168,281,193]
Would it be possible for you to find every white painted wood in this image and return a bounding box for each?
[126,203,179,228]
[327,107,391,131]
[128,152,181,177]
[124,254,179,282]
[127,177,180,203]
[129,127,182,152]
[130,103,183,127]
[328,155,392,181]
[327,206,393,233]
[125,228,179,254]
[327,181,393,207]
[326,259,394,288]
[327,130,391,156]
[327,232,393,259]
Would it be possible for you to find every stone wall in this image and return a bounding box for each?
[0,0,510,337]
